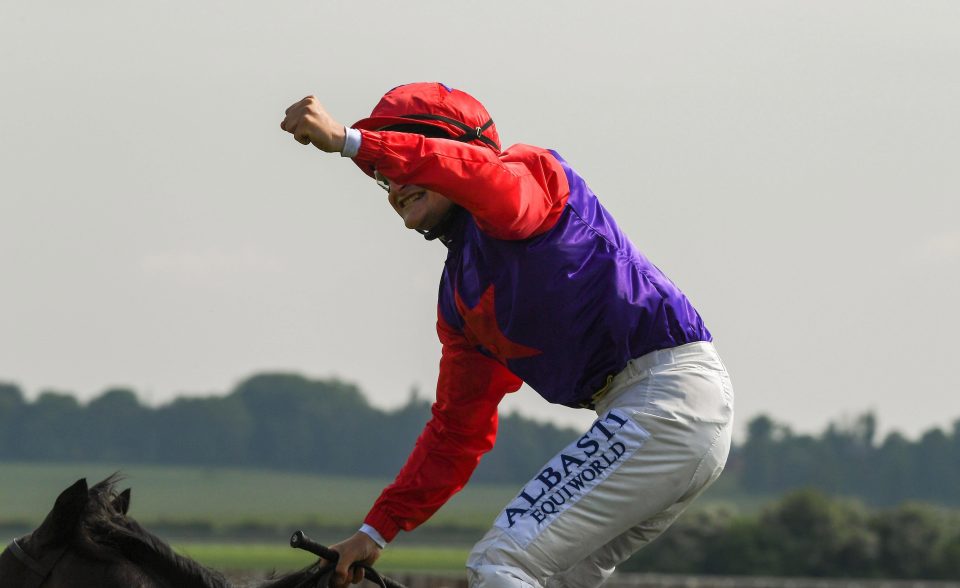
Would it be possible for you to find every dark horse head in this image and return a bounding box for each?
[0,476,334,588]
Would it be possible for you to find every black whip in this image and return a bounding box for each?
[290,530,407,588]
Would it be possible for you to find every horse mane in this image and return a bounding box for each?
[77,475,233,588]
[70,475,334,588]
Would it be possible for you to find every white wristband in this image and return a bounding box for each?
[341,127,362,158]
[359,523,387,548]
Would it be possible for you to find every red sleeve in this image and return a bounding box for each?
[355,130,569,240]
[363,311,523,542]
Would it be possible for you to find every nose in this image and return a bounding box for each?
[388,180,413,202]
[386,181,405,206]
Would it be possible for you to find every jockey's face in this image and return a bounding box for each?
[378,171,454,232]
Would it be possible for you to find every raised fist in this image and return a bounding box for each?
[281,96,346,153]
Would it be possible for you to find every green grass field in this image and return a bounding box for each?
[0,462,519,533]
[175,542,471,573]
[0,462,492,572]
[0,460,761,557]
[0,461,764,574]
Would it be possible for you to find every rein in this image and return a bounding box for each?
[6,537,68,588]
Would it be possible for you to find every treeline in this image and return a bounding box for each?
[2,374,959,506]
[0,374,573,484]
[622,489,960,580]
[733,413,960,506]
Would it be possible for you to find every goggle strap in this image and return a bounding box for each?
[402,114,500,151]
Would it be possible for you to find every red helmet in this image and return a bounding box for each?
[352,82,501,154]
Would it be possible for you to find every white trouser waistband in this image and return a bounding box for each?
[595,341,720,415]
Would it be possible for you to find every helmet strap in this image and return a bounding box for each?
[402,114,500,151]
[418,205,465,246]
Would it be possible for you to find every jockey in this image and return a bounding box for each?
[281,83,734,588]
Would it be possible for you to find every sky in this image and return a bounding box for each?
[1,1,958,442]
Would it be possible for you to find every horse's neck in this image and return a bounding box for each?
[248,568,321,588]
[49,559,185,588]
[105,527,234,588]
[110,561,182,588]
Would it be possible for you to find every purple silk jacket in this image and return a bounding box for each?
[437,151,712,408]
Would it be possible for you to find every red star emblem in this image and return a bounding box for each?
[454,284,541,363]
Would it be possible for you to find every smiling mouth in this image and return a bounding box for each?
[398,192,425,209]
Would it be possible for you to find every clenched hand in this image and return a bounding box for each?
[327,530,382,587]
[281,96,347,153]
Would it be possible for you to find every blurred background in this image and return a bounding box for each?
[2,0,958,582]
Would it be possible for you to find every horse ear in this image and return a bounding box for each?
[33,478,89,548]
[113,488,132,515]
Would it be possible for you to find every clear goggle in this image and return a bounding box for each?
[374,170,391,192]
